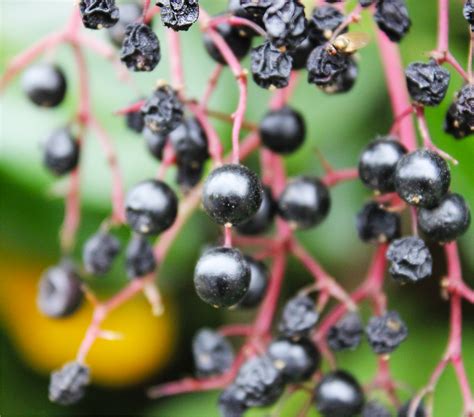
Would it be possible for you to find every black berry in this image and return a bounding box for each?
[236,186,275,235]
[203,23,251,65]
[120,23,161,71]
[359,0,375,7]
[107,3,143,47]
[398,400,426,417]
[444,102,472,139]
[362,401,392,417]
[125,234,157,279]
[319,56,358,95]
[49,361,90,405]
[356,202,401,243]
[464,0,474,27]
[405,60,450,106]
[327,312,363,352]
[194,246,251,308]
[218,385,248,417]
[192,328,234,377]
[278,295,319,338]
[83,231,120,275]
[125,102,145,134]
[251,41,293,89]
[289,36,317,70]
[176,161,205,193]
[157,0,199,31]
[42,127,80,176]
[228,0,264,37]
[144,127,167,160]
[308,5,346,45]
[238,256,268,308]
[125,179,178,235]
[307,46,350,87]
[444,84,474,139]
[374,0,411,43]
[169,117,208,166]
[239,0,272,20]
[79,0,119,29]
[366,311,408,354]
[21,63,67,108]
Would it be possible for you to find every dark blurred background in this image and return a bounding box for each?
[1,0,473,416]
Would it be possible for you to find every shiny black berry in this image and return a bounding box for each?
[394,149,451,208]
[362,401,392,417]
[405,60,450,106]
[417,193,471,242]
[387,236,432,283]
[236,186,275,235]
[125,234,156,279]
[176,161,205,193]
[238,256,268,308]
[79,0,119,29]
[267,337,320,382]
[37,263,83,318]
[307,46,350,87]
[374,0,411,42]
[107,3,143,47]
[144,127,167,160]
[398,400,426,417]
[356,202,401,243]
[218,385,248,417]
[194,246,251,308]
[83,232,120,275]
[327,312,363,352]
[366,311,408,354]
[125,179,178,235]
[314,370,365,417]
[319,56,358,95]
[251,41,293,89]
[464,0,474,27]
[204,23,252,65]
[42,127,80,176]
[289,37,317,70]
[49,361,90,405]
[308,5,346,44]
[192,328,234,377]
[169,117,208,166]
[21,63,67,108]
[202,164,263,226]
[120,23,161,71]
[278,295,319,338]
[278,176,331,229]
[125,106,145,134]
[259,106,306,154]
[157,0,199,31]
[358,138,407,193]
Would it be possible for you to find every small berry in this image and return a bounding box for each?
[386,236,433,283]
[289,36,317,70]
[238,256,268,308]
[218,385,248,417]
[319,57,358,95]
[314,370,365,417]
[37,263,83,318]
[125,103,145,133]
[169,117,208,166]
[362,401,392,417]
[79,0,119,29]
[278,176,331,230]
[49,361,90,405]
[308,5,346,45]
[397,400,426,417]
[144,127,167,160]
[444,102,472,139]
[239,0,273,19]
[307,46,350,87]
[259,106,306,154]
[444,85,474,138]
[405,60,450,106]
[356,202,401,243]
[42,127,80,176]
[203,23,252,65]
[125,234,157,279]
[464,0,474,27]
[107,3,143,48]
[358,137,407,193]
[22,63,67,108]
[157,0,199,31]
[236,186,275,235]
[394,149,451,208]
[125,179,178,235]
[120,23,161,72]
[267,337,320,382]
[374,0,411,43]
[202,164,263,226]
[327,312,364,352]
[228,0,264,37]
[194,246,251,308]
[192,328,234,377]
[176,161,205,193]
[83,231,120,275]
[278,295,319,338]
[251,41,293,89]
[366,311,408,354]
[417,193,471,242]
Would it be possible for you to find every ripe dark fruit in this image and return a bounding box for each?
[308,5,347,44]
[359,0,375,7]
[202,164,263,226]
[267,337,320,382]
[358,137,407,193]
[278,177,330,230]
[251,41,293,89]
[49,361,90,406]
[289,37,317,70]
[236,186,275,235]
[444,102,472,139]
[157,0,199,31]
[125,103,145,133]
[194,246,251,308]
[398,400,426,417]
[79,0,119,29]
[218,385,248,417]
[83,232,120,275]
[374,0,411,42]
[278,295,319,338]
[327,312,363,352]
[307,46,350,87]
[259,106,306,154]
[42,127,80,176]
[464,0,474,27]
[125,179,178,235]
[239,0,273,19]
[238,256,268,308]
[22,63,67,108]
[444,84,474,139]
[394,149,451,208]
[169,117,208,166]
[405,60,450,106]
[192,328,234,377]
[319,57,358,95]
[203,23,251,65]
[37,263,84,318]
[356,202,401,243]
[125,235,157,279]
[362,401,392,417]
[144,127,167,161]
[176,161,205,193]
[107,3,143,48]
[314,370,365,417]
[366,311,408,354]
[120,23,161,72]
[387,236,432,283]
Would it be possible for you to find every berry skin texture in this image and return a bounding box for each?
[326,312,363,352]
[125,179,178,236]
[107,3,143,48]
[120,23,161,72]
[125,235,157,279]
[374,0,411,42]
[239,0,273,19]
[464,0,474,27]
[218,385,248,417]
[126,109,145,134]
[169,117,208,166]
[251,41,293,89]
[42,127,80,176]
[157,0,199,31]
[356,202,401,243]
[307,46,350,87]
[49,361,90,405]
[278,176,331,230]
[83,231,121,275]
[194,246,251,308]
[446,84,474,138]
[203,23,251,65]
[366,311,408,354]
[358,137,407,193]
[144,127,167,161]
[238,256,268,308]
[444,102,472,139]
[278,295,319,338]
[362,401,392,417]
[192,328,234,377]
[21,63,67,108]
[236,186,275,235]
[37,263,84,318]
[289,37,317,70]
[259,106,306,154]
[308,5,347,45]
[79,0,119,29]
[319,57,358,95]
[202,164,263,226]
[394,149,451,208]
[314,370,365,417]
[387,236,433,283]
[398,400,426,417]
[405,60,450,106]
[417,193,471,242]
[267,337,321,382]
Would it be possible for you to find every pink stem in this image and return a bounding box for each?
[208,15,267,38]
[224,226,233,247]
[322,168,359,187]
[437,0,449,53]
[115,100,146,116]
[219,324,253,337]
[60,169,81,252]
[201,64,223,108]
[167,30,186,90]
[445,53,470,82]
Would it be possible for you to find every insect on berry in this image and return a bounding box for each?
[79,0,119,29]
[120,23,161,72]
[49,361,90,405]
[22,63,67,108]
[42,127,80,176]
[366,311,408,354]
[251,41,293,89]
[157,0,199,31]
